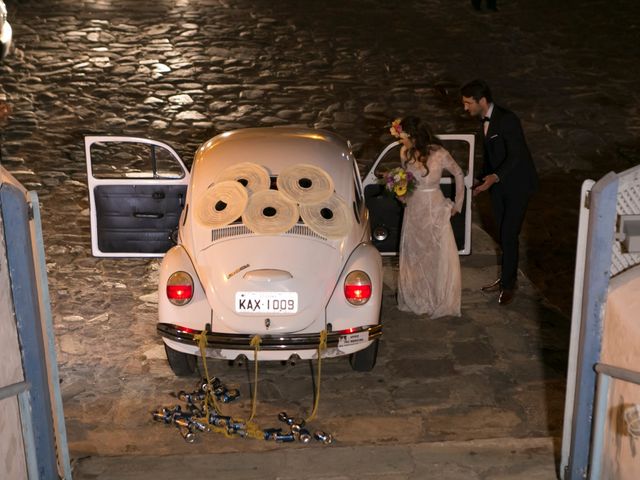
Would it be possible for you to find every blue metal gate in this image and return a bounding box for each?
[561,164,640,479]
[0,168,72,479]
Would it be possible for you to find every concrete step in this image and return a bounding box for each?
[73,436,559,480]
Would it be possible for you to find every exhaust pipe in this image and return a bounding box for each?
[288,354,301,366]
[234,354,248,367]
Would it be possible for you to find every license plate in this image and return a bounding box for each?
[235,291,298,314]
[338,331,369,348]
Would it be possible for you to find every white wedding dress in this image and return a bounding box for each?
[397,146,464,318]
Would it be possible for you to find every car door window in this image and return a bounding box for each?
[352,156,364,224]
[375,143,402,177]
[89,141,186,179]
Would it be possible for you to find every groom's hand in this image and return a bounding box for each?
[472,174,498,196]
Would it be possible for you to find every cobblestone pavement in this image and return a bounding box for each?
[1,0,639,477]
[69,227,567,478]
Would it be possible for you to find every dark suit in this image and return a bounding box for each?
[481,104,538,290]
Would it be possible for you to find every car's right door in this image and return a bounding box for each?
[362,134,475,255]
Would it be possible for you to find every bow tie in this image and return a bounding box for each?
[481,116,491,123]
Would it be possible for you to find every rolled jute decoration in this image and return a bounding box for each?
[213,162,271,195]
[299,192,352,240]
[276,164,334,205]
[242,189,300,235]
[197,180,249,227]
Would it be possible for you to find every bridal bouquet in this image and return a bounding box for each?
[381,167,416,200]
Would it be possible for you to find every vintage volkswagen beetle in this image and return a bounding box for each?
[85,128,383,375]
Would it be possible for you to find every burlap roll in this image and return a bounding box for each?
[276,164,334,204]
[243,189,300,235]
[299,193,352,239]
[197,180,249,227]
[214,162,271,194]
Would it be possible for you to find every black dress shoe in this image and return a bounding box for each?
[481,278,501,292]
[498,289,515,305]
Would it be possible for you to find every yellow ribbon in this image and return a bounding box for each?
[305,329,327,423]
[193,331,222,418]
[247,335,262,423]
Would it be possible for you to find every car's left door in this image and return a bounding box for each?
[362,134,475,255]
[85,136,190,257]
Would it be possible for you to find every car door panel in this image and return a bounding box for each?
[94,184,186,254]
[439,180,470,252]
[85,136,190,257]
[364,182,404,253]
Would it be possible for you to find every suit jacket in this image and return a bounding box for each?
[482,104,539,195]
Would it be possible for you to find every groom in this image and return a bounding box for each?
[461,79,538,305]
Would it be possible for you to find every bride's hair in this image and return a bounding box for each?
[400,116,441,174]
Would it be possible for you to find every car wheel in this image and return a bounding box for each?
[164,343,198,376]
[349,338,379,372]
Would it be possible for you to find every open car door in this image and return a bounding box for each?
[362,134,475,255]
[85,136,190,257]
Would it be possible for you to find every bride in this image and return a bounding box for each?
[391,116,464,318]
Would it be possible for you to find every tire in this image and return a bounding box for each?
[349,338,379,372]
[164,343,198,377]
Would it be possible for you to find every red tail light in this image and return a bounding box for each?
[344,270,372,305]
[166,271,194,306]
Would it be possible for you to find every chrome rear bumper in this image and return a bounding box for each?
[157,323,382,351]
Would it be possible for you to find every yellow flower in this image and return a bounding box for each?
[395,184,407,196]
[390,118,403,138]
[389,118,410,139]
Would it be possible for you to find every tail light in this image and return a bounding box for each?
[344,270,372,305]
[166,271,193,306]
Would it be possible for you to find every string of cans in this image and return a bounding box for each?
[152,376,333,445]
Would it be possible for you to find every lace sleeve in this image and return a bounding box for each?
[399,145,409,168]
[441,149,465,213]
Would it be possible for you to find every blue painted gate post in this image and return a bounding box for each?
[566,172,618,479]
[0,181,59,479]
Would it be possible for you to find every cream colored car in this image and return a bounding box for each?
[85,128,383,375]
[0,0,12,60]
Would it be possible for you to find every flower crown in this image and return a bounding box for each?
[389,118,409,139]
